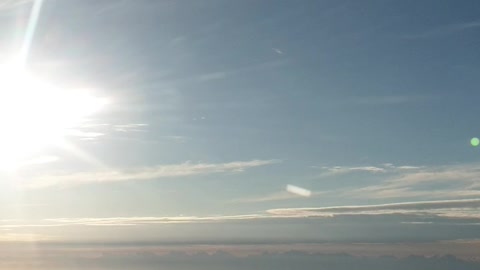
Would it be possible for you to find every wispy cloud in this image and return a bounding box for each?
[351,96,419,105]
[317,162,480,201]
[232,185,320,203]
[329,95,433,107]
[194,59,287,83]
[231,191,299,203]
[65,123,147,142]
[272,48,284,55]
[266,198,480,218]
[2,198,479,230]
[45,214,267,226]
[8,214,269,228]
[197,71,228,82]
[319,163,422,177]
[163,135,189,143]
[23,159,281,188]
[351,163,480,199]
[169,35,187,46]
[232,191,318,203]
[113,123,148,132]
[322,166,387,174]
[314,162,480,201]
[402,20,480,39]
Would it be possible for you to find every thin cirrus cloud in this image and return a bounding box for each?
[351,163,480,199]
[3,198,477,228]
[232,163,431,204]
[402,20,480,39]
[232,188,325,203]
[0,215,267,229]
[23,159,281,188]
[147,59,287,88]
[313,162,480,201]
[113,123,148,132]
[351,96,417,105]
[231,191,301,203]
[79,123,148,132]
[197,71,229,82]
[231,190,318,203]
[272,48,284,55]
[323,166,387,174]
[65,123,148,141]
[195,59,287,83]
[43,214,267,226]
[319,163,422,176]
[266,198,480,218]
[331,95,431,107]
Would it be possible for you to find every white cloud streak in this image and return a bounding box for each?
[67,130,105,140]
[272,48,283,55]
[1,198,480,229]
[113,123,148,132]
[45,214,267,226]
[23,159,281,188]
[7,198,480,229]
[319,163,422,177]
[323,166,386,174]
[267,198,480,218]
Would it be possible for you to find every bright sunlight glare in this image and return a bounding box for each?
[0,62,108,169]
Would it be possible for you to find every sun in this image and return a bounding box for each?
[0,62,108,169]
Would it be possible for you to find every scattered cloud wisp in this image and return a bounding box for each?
[23,159,281,188]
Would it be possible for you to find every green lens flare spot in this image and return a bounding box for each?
[471,137,480,147]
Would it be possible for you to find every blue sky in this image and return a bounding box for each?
[0,0,479,247]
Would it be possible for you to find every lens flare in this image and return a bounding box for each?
[471,137,480,147]
[286,184,312,197]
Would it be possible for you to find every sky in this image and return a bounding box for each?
[0,0,480,262]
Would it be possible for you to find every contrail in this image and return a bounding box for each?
[19,0,44,66]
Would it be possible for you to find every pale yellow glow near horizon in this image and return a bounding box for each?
[0,62,109,169]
